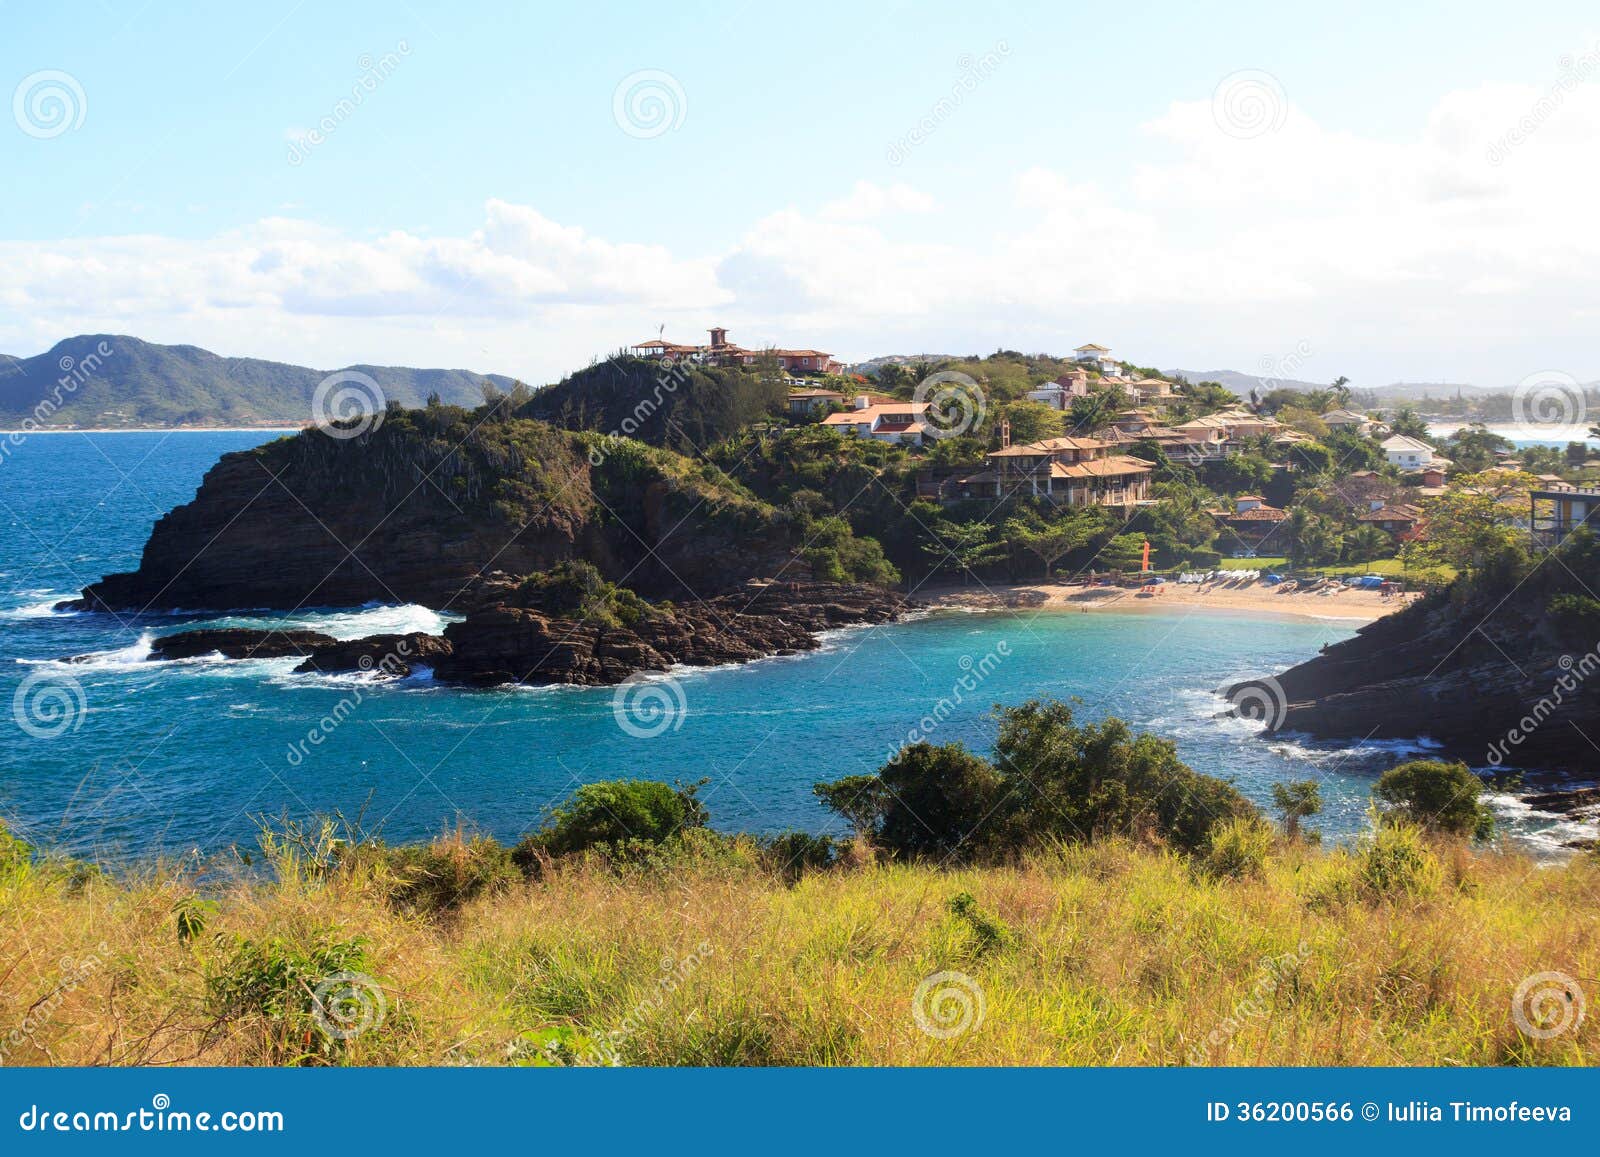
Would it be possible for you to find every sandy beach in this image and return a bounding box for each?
[919,576,1416,623]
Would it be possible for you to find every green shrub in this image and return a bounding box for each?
[815,700,1256,862]
[947,891,1013,954]
[761,831,839,883]
[1548,592,1600,636]
[1203,816,1274,879]
[0,822,32,879]
[816,742,1003,861]
[381,835,519,914]
[515,779,708,864]
[1359,818,1442,899]
[1373,760,1495,840]
[205,932,386,1063]
[1187,548,1222,569]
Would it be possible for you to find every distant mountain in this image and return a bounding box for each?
[0,335,516,428]
[1164,369,1322,396]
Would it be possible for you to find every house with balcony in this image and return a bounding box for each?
[1358,502,1426,542]
[1321,408,1381,436]
[786,388,847,416]
[1531,486,1600,547]
[946,435,1152,507]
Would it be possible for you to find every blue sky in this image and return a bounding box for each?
[5,1,1600,387]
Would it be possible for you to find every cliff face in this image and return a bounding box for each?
[1254,570,1600,773]
[66,409,811,613]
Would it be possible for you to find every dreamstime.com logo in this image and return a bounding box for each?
[311,971,387,1041]
[913,371,986,440]
[1485,644,1600,766]
[588,355,693,466]
[1212,69,1287,139]
[12,669,87,739]
[912,970,985,1039]
[1511,971,1586,1040]
[312,370,386,439]
[1187,941,1312,1064]
[612,69,686,139]
[884,642,1010,762]
[1219,675,1289,731]
[12,69,86,139]
[611,672,688,738]
[1512,369,1587,429]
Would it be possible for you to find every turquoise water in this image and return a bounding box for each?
[0,431,1507,860]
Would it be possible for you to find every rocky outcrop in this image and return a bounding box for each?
[145,628,337,661]
[1239,582,1600,773]
[433,580,910,687]
[129,582,910,688]
[60,411,824,613]
[293,632,453,677]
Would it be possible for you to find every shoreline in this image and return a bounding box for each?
[3,425,304,435]
[917,578,1415,624]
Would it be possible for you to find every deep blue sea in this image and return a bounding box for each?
[0,432,1584,860]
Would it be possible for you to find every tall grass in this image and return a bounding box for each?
[1,827,1594,1066]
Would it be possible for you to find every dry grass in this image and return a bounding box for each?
[2,828,1596,1066]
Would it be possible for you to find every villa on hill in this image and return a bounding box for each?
[1382,434,1449,471]
[631,327,842,376]
[942,434,1153,508]
[1215,495,1289,548]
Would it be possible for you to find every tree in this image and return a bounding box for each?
[815,743,1003,860]
[1270,780,1322,840]
[1067,386,1126,434]
[1386,406,1431,441]
[1402,470,1534,575]
[925,520,1004,584]
[1373,760,1494,840]
[1008,513,1096,578]
[1098,532,1148,571]
[1441,424,1514,474]
[1342,525,1390,565]
[814,700,1256,861]
[997,399,1063,445]
[530,780,708,855]
[1283,508,1339,566]
[1330,376,1351,407]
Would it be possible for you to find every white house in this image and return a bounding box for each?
[821,396,931,444]
[1381,434,1444,471]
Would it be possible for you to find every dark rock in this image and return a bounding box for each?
[293,633,452,677]
[1233,587,1600,774]
[432,580,913,687]
[148,628,338,661]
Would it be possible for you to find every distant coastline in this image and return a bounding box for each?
[3,423,304,435]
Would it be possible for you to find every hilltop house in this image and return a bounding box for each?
[946,435,1152,507]
[631,327,842,376]
[1381,434,1447,471]
[821,396,931,444]
[1074,343,1120,373]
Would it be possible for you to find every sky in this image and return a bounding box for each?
[4,0,1600,389]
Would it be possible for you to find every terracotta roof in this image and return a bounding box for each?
[788,388,845,399]
[988,435,1108,457]
[1224,506,1288,522]
[1054,455,1153,479]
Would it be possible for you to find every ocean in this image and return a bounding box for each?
[0,431,1587,860]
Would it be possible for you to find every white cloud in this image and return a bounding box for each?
[6,77,1600,386]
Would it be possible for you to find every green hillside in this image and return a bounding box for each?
[0,334,514,428]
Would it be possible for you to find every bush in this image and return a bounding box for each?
[206,931,386,1063]
[814,700,1256,862]
[760,831,839,883]
[1359,819,1442,899]
[381,834,519,914]
[1373,760,1495,840]
[816,742,1003,861]
[516,779,708,863]
[1548,592,1600,636]
[1203,816,1274,879]
[1186,549,1222,569]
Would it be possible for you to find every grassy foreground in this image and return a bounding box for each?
[2,827,1595,1067]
